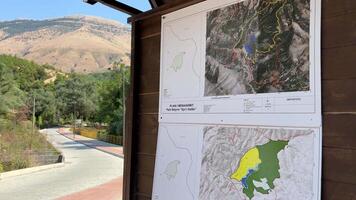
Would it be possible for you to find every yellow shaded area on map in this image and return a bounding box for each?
[231,148,261,181]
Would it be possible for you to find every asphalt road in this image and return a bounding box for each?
[0,128,124,200]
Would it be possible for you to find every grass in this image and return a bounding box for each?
[0,119,60,172]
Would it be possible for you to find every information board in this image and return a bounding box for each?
[154,0,322,199]
[159,0,321,127]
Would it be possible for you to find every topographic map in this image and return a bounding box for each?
[200,126,317,200]
[205,0,310,96]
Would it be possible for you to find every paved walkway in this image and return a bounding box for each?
[56,128,124,200]
[58,128,124,158]
[0,128,123,200]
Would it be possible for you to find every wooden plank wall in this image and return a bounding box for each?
[321,0,356,199]
[124,0,356,199]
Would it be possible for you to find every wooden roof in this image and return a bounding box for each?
[84,0,197,19]
[84,0,146,15]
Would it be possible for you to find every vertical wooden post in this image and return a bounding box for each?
[123,20,139,200]
[122,66,126,147]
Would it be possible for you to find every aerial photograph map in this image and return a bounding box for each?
[199,126,316,200]
[205,0,310,96]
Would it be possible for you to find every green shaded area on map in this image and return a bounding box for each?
[231,140,289,199]
[170,52,185,72]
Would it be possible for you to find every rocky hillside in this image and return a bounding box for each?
[0,16,131,73]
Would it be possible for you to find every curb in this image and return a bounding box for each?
[57,130,124,159]
[0,129,66,180]
[39,129,66,162]
[0,162,65,180]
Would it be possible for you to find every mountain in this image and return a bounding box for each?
[0,16,131,73]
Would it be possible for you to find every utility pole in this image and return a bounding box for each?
[31,96,36,150]
[72,79,77,139]
[32,96,36,135]
[73,104,76,139]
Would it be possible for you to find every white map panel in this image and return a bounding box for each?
[159,0,322,127]
[152,124,322,200]
[152,125,203,200]
[161,14,203,99]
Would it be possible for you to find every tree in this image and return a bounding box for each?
[55,74,98,123]
[0,62,25,117]
[94,62,130,136]
[30,86,57,126]
[0,54,131,138]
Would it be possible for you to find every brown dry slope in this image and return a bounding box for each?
[0,16,130,73]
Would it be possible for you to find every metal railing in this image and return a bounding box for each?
[76,128,123,146]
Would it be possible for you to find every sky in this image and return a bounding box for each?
[0,0,151,24]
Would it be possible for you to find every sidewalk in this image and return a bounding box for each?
[56,128,124,200]
[57,177,123,200]
[58,128,124,158]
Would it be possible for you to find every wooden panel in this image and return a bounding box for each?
[138,93,159,114]
[323,147,356,185]
[138,38,160,94]
[322,45,356,80]
[139,36,161,76]
[129,23,160,199]
[138,71,160,94]
[135,174,154,195]
[138,36,160,94]
[139,15,162,39]
[322,12,356,49]
[137,114,159,135]
[134,195,151,200]
[322,79,356,112]
[322,180,356,200]
[322,0,356,18]
[323,114,356,149]
[136,154,156,176]
[136,133,158,155]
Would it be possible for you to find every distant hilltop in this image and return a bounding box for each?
[0,15,131,73]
